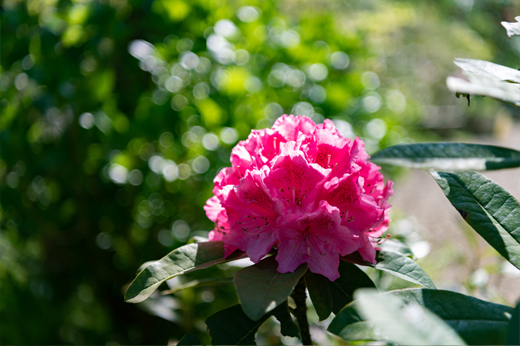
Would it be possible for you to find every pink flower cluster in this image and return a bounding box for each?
[204,115,393,281]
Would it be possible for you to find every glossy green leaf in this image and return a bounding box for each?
[371,143,520,171]
[234,256,307,321]
[206,302,295,345]
[329,261,376,314]
[374,250,436,289]
[329,288,513,345]
[177,334,202,345]
[431,171,520,269]
[502,16,520,38]
[125,241,245,303]
[352,289,466,345]
[506,300,520,345]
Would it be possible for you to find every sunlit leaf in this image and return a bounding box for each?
[431,171,520,269]
[329,288,513,345]
[374,250,436,289]
[447,58,520,107]
[206,302,294,345]
[352,289,466,345]
[125,241,245,303]
[502,16,520,38]
[234,256,307,321]
[371,143,520,171]
[454,58,520,83]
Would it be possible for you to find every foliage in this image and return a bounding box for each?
[2,0,520,344]
[124,11,520,345]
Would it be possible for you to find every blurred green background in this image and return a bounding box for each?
[1,0,519,344]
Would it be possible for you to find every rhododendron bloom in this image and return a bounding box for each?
[205,115,393,281]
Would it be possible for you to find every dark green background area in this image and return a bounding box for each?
[1,0,518,344]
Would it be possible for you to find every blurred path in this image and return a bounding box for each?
[390,121,520,305]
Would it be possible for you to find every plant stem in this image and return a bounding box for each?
[291,277,313,345]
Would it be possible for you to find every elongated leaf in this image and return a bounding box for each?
[352,289,466,345]
[446,59,520,107]
[329,288,513,345]
[234,256,307,321]
[329,261,376,314]
[177,334,201,345]
[206,302,294,345]
[125,241,245,303]
[374,250,436,289]
[454,58,520,83]
[506,300,520,345]
[502,16,520,38]
[371,143,520,171]
[431,171,520,269]
[304,270,332,321]
[161,278,233,295]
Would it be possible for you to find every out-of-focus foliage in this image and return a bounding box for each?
[1,0,519,344]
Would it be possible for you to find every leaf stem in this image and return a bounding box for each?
[291,277,313,345]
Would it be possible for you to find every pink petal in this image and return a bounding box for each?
[204,196,224,222]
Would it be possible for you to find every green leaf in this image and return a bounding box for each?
[374,250,436,289]
[125,241,245,303]
[329,288,513,345]
[352,289,466,345]
[177,334,202,345]
[206,302,295,345]
[234,256,307,321]
[272,302,300,338]
[329,261,376,314]
[502,16,520,38]
[304,270,332,321]
[371,143,520,171]
[506,300,520,345]
[206,304,270,345]
[431,171,520,269]
[379,239,413,256]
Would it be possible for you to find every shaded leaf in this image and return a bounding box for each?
[304,270,333,321]
[234,256,307,321]
[206,304,270,345]
[502,16,520,38]
[177,334,202,345]
[374,250,436,289]
[125,241,245,303]
[431,171,520,269]
[272,302,300,338]
[352,289,466,345]
[206,302,295,345]
[506,300,520,345]
[371,142,520,171]
[329,261,376,314]
[329,288,513,345]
